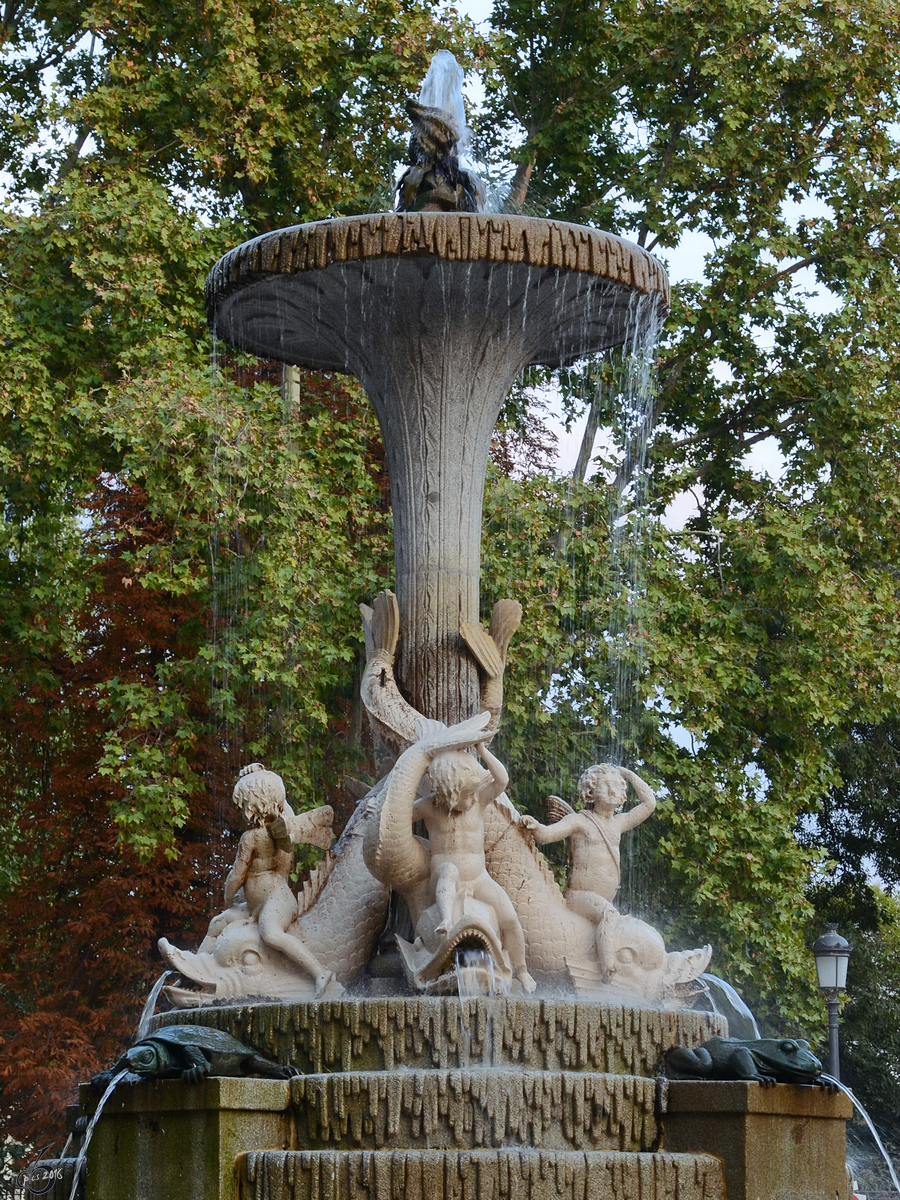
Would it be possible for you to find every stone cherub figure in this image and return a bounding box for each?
[519,764,711,996]
[415,738,536,993]
[162,764,337,997]
[364,711,536,993]
[521,764,656,922]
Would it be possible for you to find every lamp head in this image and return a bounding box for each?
[812,923,852,992]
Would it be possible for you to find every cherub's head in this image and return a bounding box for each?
[428,750,486,812]
[578,764,626,813]
[233,763,285,826]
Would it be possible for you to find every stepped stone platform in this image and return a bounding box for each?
[152,997,724,1076]
[79,998,730,1200]
[79,998,850,1200]
[235,1148,726,1200]
[289,1069,657,1152]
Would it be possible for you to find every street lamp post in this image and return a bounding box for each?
[812,924,852,1081]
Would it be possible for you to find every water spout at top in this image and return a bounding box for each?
[417,50,470,153]
[396,51,485,212]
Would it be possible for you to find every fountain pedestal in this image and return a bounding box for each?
[80,999,729,1200]
[81,1077,292,1200]
[78,1014,854,1200]
[78,1000,853,1200]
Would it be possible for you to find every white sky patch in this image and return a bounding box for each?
[654,228,717,286]
[663,487,704,532]
[456,0,494,27]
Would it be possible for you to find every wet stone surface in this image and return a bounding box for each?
[289,1068,658,1152]
[153,998,726,1077]
[235,1148,726,1200]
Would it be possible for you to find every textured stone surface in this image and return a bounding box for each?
[236,1148,725,1200]
[290,1069,658,1151]
[662,1080,852,1200]
[153,998,725,1077]
[664,1079,851,1116]
[83,1076,292,1114]
[205,215,670,355]
[205,213,668,722]
[82,1077,292,1200]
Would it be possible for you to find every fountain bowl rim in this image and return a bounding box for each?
[204,210,669,334]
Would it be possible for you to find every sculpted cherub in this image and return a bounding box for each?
[520,764,656,923]
[365,712,537,993]
[415,739,536,993]
[197,763,337,996]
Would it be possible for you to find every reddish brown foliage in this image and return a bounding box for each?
[490,394,558,479]
[0,480,231,1151]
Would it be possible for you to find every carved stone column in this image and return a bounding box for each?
[206,213,668,723]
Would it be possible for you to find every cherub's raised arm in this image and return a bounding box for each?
[474,740,508,803]
[520,811,583,844]
[617,768,657,830]
[224,834,254,906]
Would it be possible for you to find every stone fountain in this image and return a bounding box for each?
[69,51,851,1200]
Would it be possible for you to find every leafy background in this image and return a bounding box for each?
[2,0,900,1172]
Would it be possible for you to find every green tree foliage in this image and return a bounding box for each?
[5,0,470,224]
[808,886,900,1151]
[3,0,900,1149]
[0,479,224,1143]
[804,724,900,1137]
[808,720,900,891]
[0,0,469,1148]
[478,0,900,1027]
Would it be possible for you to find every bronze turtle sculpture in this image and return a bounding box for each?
[92,1024,299,1088]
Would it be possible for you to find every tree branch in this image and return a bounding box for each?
[553,375,604,556]
[507,152,536,211]
[663,411,800,457]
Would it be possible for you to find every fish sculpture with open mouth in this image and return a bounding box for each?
[362,709,538,995]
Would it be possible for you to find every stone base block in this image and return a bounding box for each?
[661,1080,852,1200]
[82,1077,292,1200]
[236,1149,726,1200]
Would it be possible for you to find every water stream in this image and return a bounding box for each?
[134,970,174,1042]
[698,972,761,1039]
[455,948,506,1067]
[67,1069,129,1200]
[818,1075,900,1197]
[603,290,665,769]
[416,50,471,156]
[534,293,664,912]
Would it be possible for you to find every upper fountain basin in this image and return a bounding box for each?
[205,212,669,371]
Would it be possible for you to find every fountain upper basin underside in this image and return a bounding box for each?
[206,212,670,371]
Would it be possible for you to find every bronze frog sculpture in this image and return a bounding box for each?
[665,1036,823,1085]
